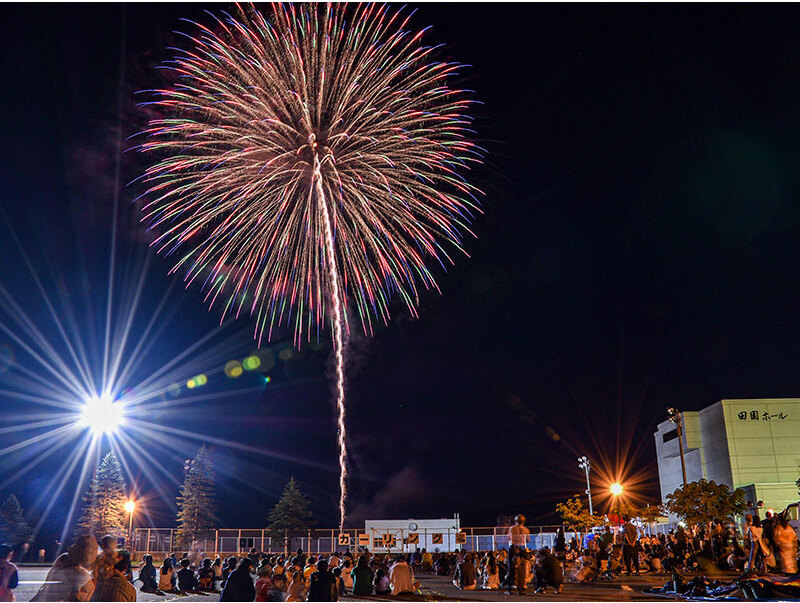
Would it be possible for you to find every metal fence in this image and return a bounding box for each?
[133,526,573,558]
[132,523,679,560]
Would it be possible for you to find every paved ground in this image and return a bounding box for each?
[13,565,689,601]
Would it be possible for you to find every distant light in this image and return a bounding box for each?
[610,482,623,496]
[80,394,125,436]
[265,376,271,384]
[278,348,292,361]
[186,379,196,389]
[225,360,243,378]
[243,356,261,371]
[195,374,208,386]
[124,500,135,513]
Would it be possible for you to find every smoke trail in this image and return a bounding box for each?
[314,154,348,531]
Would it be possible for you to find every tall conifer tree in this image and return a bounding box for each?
[0,494,33,546]
[78,451,128,537]
[176,445,217,548]
[267,477,315,548]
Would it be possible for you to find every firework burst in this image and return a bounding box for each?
[139,3,482,527]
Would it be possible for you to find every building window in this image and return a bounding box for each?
[662,429,678,443]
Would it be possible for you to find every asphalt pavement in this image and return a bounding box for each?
[13,565,680,602]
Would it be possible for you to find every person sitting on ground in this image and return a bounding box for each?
[351,555,373,596]
[390,554,416,594]
[157,557,178,593]
[255,563,273,602]
[93,536,117,583]
[286,570,307,602]
[374,567,391,595]
[308,558,338,602]
[197,557,215,591]
[221,556,238,588]
[453,552,477,590]
[482,551,500,590]
[0,545,19,603]
[89,550,135,602]
[221,558,255,602]
[270,565,288,599]
[534,547,563,595]
[211,557,223,589]
[137,554,159,593]
[177,557,197,593]
[31,535,98,602]
[573,549,595,583]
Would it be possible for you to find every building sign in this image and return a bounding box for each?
[407,533,419,545]
[358,533,370,546]
[455,532,467,544]
[737,410,789,421]
[338,533,350,546]
[431,533,443,545]
[384,534,396,548]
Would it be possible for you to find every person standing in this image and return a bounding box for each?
[503,515,529,592]
[773,514,799,574]
[0,545,19,603]
[621,516,640,576]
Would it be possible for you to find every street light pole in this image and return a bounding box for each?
[610,483,623,537]
[124,500,135,552]
[578,456,593,515]
[667,407,687,486]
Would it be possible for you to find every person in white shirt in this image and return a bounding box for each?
[389,555,415,595]
[508,515,530,549]
[502,515,530,593]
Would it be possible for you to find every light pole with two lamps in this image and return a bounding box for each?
[578,456,593,515]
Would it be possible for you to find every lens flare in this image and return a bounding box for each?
[79,395,126,436]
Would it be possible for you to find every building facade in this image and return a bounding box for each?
[654,398,799,514]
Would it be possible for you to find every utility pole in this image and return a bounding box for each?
[578,456,593,515]
[667,407,688,486]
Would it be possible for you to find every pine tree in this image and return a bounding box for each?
[267,477,315,547]
[176,445,217,549]
[77,451,128,538]
[0,494,33,546]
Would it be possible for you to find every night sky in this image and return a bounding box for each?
[3,3,800,546]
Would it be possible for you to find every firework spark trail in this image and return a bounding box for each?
[314,154,348,530]
[139,3,482,525]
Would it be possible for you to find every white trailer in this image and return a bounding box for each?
[363,517,463,553]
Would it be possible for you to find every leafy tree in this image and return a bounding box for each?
[176,445,217,549]
[78,451,128,538]
[267,478,315,549]
[556,495,602,534]
[0,494,33,546]
[665,479,747,527]
[619,500,664,524]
